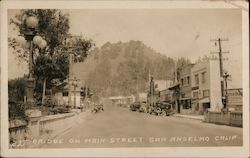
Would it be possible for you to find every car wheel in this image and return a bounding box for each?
[156,108,162,115]
[161,110,167,116]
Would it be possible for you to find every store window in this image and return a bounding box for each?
[182,100,191,109]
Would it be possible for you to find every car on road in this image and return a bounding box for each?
[129,102,141,111]
[149,101,174,116]
[92,104,104,113]
[139,101,148,113]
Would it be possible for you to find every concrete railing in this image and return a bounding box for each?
[205,111,242,127]
[9,112,78,148]
[9,120,28,145]
[39,113,76,135]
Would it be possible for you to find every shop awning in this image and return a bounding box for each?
[168,83,180,90]
[180,97,191,100]
[199,97,210,103]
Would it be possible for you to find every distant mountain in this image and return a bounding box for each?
[71,40,190,100]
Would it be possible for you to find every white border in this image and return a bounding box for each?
[1,0,249,157]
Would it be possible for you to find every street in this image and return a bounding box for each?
[41,105,242,148]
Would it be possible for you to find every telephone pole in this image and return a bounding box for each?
[210,38,229,108]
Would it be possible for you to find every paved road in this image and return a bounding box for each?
[41,105,242,148]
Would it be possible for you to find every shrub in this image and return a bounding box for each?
[50,106,70,114]
[8,101,28,120]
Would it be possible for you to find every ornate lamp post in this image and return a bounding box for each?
[16,16,47,103]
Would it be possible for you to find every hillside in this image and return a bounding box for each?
[71,40,190,99]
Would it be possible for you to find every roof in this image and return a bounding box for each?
[199,97,210,103]
[52,82,84,93]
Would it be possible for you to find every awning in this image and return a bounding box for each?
[199,97,210,103]
[168,83,180,90]
[180,97,191,101]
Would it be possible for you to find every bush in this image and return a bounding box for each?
[8,101,28,120]
[8,78,27,103]
[50,106,70,114]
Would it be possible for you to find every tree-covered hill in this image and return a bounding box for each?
[72,40,190,99]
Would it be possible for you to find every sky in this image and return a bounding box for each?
[8,9,242,88]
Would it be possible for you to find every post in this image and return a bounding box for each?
[73,85,75,108]
[174,60,177,83]
[210,38,229,110]
[218,38,224,99]
[68,54,72,107]
[26,40,35,103]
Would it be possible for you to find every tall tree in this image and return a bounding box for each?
[9,9,94,103]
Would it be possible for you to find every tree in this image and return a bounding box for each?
[9,9,94,103]
[8,77,27,102]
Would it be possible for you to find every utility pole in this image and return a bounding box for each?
[68,53,73,107]
[210,38,229,108]
[174,60,177,83]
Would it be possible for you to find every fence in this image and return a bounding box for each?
[205,111,242,127]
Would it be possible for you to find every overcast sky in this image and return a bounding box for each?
[8,9,242,88]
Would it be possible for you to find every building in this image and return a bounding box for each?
[109,95,135,107]
[159,88,173,103]
[178,64,194,114]
[168,83,180,112]
[154,80,173,91]
[191,59,223,115]
[53,82,85,108]
[136,93,147,102]
[148,78,174,106]
[227,88,243,111]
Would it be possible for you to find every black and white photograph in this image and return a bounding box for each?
[1,0,249,157]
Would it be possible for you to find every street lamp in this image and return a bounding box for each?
[16,15,47,103]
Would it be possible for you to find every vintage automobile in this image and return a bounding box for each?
[139,101,148,113]
[149,101,174,116]
[129,102,141,111]
[92,104,104,113]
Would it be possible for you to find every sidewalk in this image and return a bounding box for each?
[173,113,204,121]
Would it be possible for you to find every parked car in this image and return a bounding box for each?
[92,104,104,113]
[129,102,141,111]
[139,101,148,113]
[149,101,174,116]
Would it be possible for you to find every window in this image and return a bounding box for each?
[182,100,191,109]
[80,91,85,96]
[195,74,199,85]
[187,76,190,85]
[202,72,206,84]
[181,78,184,86]
[193,91,199,98]
[203,90,210,97]
[62,92,68,96]
[181,93,185,98]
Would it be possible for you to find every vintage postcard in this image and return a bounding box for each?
[1,0,249,157]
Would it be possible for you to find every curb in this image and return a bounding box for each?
[173,114,204,121]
